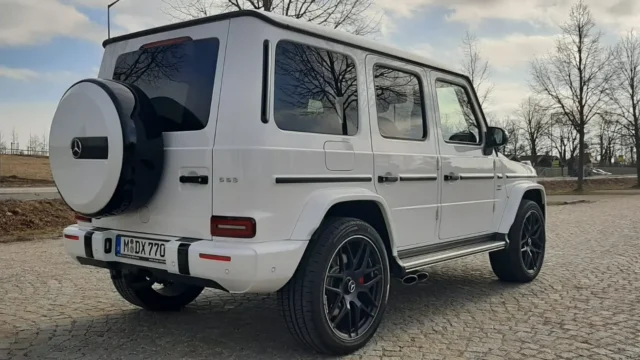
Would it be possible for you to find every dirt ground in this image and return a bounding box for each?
[540,176,638,194]
[0,199,74,243]
[0,154,54,187]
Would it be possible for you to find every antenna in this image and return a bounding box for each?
[107,0,121,39]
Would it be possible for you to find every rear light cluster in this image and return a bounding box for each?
[210,216,256,238]
[64,234,79,240]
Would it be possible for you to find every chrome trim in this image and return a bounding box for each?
[402,241,507,270]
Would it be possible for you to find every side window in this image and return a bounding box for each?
[273,41,358,136]
[373,67,425,140]
[435,81,481,144]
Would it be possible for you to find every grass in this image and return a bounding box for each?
[540,177,639,195]
[0,154,54,187]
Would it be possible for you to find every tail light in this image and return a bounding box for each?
[64,234,80,240]
[141,36,191,49]
[75,214,92,223]
[210,216,256,238]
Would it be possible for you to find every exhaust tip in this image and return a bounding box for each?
[401,274,418,285]
[416,272,429,282]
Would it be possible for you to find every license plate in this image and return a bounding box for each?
[115,236,166,264]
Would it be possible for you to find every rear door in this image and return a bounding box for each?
[94,21,230,239]
[366,55,439,249]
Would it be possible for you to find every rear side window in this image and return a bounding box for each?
[373,66,425,140]
[273,41,358,136]
[112,37,220,132]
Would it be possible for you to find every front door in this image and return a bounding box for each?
[366,55,439,249]
[431,73,496,240]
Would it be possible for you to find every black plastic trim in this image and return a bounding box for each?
[397,233,498,259]
[506,174,537,179]
[177,242,192,275]
[77,257,227,291]
[84,231,95,259]
[275,176,373,184]
[70,137,109,159]
[459,174,495,180]
[399,175,437,182]
[179,175,209,184]
[261,39,270,124]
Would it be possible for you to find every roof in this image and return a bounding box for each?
[103,10,458,76]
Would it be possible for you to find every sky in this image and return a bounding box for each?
[1,0,639,148]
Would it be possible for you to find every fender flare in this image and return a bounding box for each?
[289,187,397,251]
[497,182,546,234]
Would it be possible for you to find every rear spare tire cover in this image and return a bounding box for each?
[49,78,164,217]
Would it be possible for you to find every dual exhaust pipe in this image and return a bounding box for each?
[401,271,429,285]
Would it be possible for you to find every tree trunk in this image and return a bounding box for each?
[576,130,585,191]
[636,133,640,187]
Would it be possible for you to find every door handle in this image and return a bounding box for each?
[378,174,399,183]
[444,173,460,181]
[179,175,209,185]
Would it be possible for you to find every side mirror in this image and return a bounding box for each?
[486,127,508,148]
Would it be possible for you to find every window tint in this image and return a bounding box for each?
[435,81,481,144]
[374,67,425,140]
[112,37,220,132]
[274,41,358,136]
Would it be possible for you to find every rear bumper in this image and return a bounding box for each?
[63,225,307,293]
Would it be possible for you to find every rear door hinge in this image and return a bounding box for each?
[493,202,496,212]
[435,207,439,220]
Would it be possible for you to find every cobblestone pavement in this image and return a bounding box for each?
[2,198,640,360]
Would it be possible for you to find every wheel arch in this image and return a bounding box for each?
[290,188,401,275]
[497,182,546,234]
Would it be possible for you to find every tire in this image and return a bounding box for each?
[278,217,390,355]
[111,270,203,311]
[490,200,546,282]
[50,78,164,218]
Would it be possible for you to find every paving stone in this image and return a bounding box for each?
[1,198,640,359]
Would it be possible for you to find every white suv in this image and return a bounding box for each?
[49,10,545,355]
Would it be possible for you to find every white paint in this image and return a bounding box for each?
[49,82,124,215]
[55,12,542,293]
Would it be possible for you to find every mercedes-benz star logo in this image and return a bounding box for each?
[347,279,356,293]
[71,138,82,159]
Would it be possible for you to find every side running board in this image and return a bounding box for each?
[398,234,508,272]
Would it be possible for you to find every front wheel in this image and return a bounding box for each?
[279,217,390,355]
[490,200,546,282]
[111,270,204,311]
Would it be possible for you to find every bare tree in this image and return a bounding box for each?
[163,0,380,36]
[494,117,526,158]
[0,130,5,154]
[531,1,613,190]
[593,114,620,166]
[516,96,550,166]
[547,113,579,176]
[607,30,640,185]
[460,31,493,107]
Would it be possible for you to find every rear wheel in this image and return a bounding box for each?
[111,270,203,311]
[490,200,546,282]
[279,217,390,355]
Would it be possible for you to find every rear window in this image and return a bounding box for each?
[112,37,220,132]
